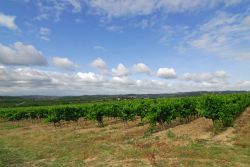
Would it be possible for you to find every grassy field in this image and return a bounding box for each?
[0,108,250,167]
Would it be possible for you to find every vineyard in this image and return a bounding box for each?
[1,93,250,133]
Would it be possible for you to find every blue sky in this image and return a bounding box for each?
[0,0,250,95]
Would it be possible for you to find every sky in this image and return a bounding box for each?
[0,0,250,95]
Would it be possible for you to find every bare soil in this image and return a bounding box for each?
[0,108,250,166]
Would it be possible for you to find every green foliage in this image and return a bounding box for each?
[202,93,250,127]
[202,94,225,123]
[0,93,250,131]
[119,102,136,123]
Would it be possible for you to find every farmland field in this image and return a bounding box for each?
[0,93,250,167]
[2,1,250,166]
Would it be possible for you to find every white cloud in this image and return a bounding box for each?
[0,66,249,95]
[237,81,250,87]
[242,15,250,26]
[0,13,18,30]
[93,45,106,51]
[224,0,243,7]
[106,25,123,32]
[77,72,104,82]
[111,76,134,85]
[0,42,47,66]
[199,12,238,32]
[39,27,51,41]
[88,0,156,17]
[159,10,250,61]
[32,0,244,24]
[35,0,75,21]
[112,63,130,76]
[136,79,168,89]
[52,57,78,70]
[181,70,228,84]
[157,68,177,79]
[160,25,190,46]
[29,0,245,24]
[213,70,228,78]
[133,17,157,29]
[69,0,82,12]
[132,63,151,74]
[0,66,170,95]
[0,67,51,87]
[86,0,243,18]
[90,57,108,70]
[188,11,250,60]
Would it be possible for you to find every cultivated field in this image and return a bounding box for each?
[0,94,250,166]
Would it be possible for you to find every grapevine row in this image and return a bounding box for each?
[0,93,250,131]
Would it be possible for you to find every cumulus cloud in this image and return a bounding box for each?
[0,66,249,95]
[157,68,177,79]
[132,63,151,74]
[112,63,130,76]
[182,71,228,84]
[0,67,74,95]
[52,57,78,70]
[111,76,134,85]
[0,13,18,30]
[236,81,250,88]
[39,27,51,41]
[0,66,170,95]
[90,57,108,70]
[0,42,47,66]
[136,79,169,90]
[77,72,104,82]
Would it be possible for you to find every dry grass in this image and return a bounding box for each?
[0,109,250,167]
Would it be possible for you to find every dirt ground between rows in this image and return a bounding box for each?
[1,108,250,167]
[153,107,250,146]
